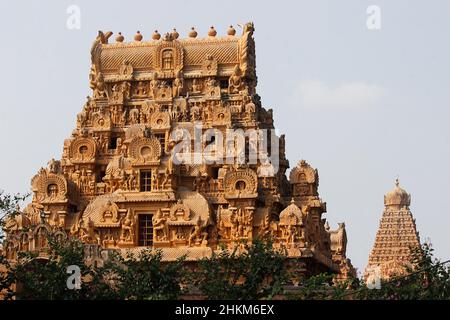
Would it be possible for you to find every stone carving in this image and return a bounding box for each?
[217,206,253,241]
[203,77,221,99]
[110,82,131,104]
[223,168,258,199]
[228,65,245,94]
[238,22,256,80]
[68,136,96,162]
[155,40,183,72]
[79,217,100,244]
[118,60,134,79]
[133,81,149,98]
[2,24,354,280]
[188,217,208,246]
[290,160,319,197]
[99,200,119,224]
[89,65,107,99]
[330,222,347,255]
[120,209,135,242]
[172,69,184,97]
[31,168,68,203]
[128,136,162,164]
[149,72,160,99]
[202,54,218,76]
[128,106,140,125]
[150,111,171,129]
[153,209,168,242]
[364,180,421,281]
[278,200,305,246]
[47,158,61,174]
[212,105,231,126]
[103,155,128,192]
[169,200,191,221]
[190,78,202,94]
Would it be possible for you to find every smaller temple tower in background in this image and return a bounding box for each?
[364,179,421,281]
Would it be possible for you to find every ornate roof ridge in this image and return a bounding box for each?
[102,35,241,49]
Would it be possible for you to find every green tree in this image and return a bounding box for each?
[0,190,29,241]
[193,239,288,300]
[287,273,358,300]
[0,236,187,300]
[0,237,91,300]
[98,249,186,300]
[357,242,450,300]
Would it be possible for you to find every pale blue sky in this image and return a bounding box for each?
[0,0,449,275]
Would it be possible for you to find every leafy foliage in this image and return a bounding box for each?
[98,249,187,300]
[356,242,450,300]
[0,188,448,300]
[0,237,186,300]
[0,190,29,241]
[193,239,289,299]
[0,237,89,300]
[287,273,357,300]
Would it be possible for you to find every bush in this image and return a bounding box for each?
[193,239,288,300]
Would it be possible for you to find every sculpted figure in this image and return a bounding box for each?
[162,167,171,190]
[205,77,218,93]
[152,171,160,190]
[135,81,148,97]
[287,226,298,244]
[120,209,135,242]
[127,171,136,190]
[101,200,119,223]
[244,95,256,120]
[119,60,133,77]
[79,218,98,244]
[99,134,109,152]
[228,65,244,94]
[152,209,168,241]
[129,107,140,125]
[188,217,208,246]
[90,66,107,99]
[172,69,184,97]
[77,105,89,127]
[191,78,201,93]
[149,72,160,98]
[47,158,60,174]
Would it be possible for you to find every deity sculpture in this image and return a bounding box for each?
[228,65,244,94]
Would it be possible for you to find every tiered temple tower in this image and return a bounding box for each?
[364,179,421,280]
[3,23,354,278]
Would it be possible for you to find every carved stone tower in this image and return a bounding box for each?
[364,179,421,280]
[3,24,354,279]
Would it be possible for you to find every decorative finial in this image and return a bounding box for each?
[115,32,124,42]
[290,198,295,204]
[208,26,217,37]
[134,31,143,41]
[171,28,179,39]
[395,177,400,187]
[152,30,161,40]
[188,27,197,38]
[227,25,236,36]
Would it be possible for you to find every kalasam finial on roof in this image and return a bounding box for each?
[134,31,143,41]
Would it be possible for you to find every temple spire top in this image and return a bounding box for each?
[365,179,421,282]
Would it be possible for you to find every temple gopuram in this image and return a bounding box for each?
[2,23,355,279]
[364,179,421,281]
